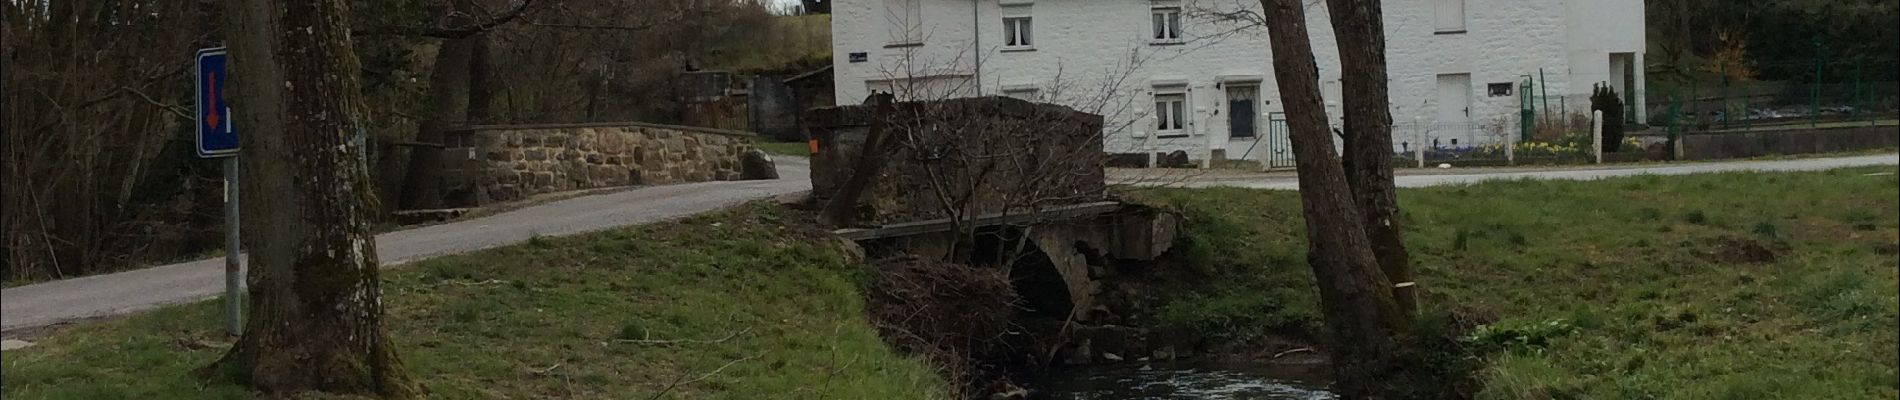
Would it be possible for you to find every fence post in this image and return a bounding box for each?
[1521,75,1535,142]
[1742,74,1754,131]
[1414,116,1425,168]
[1505,128,1516,165]
[1540,69,1552,124]
[1720,63,1730,130]
[1689,80,1698,131]
[1592,110,1604,164]
[1811,38,1823,128]
[1855,57,1865,124]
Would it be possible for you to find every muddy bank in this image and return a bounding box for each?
[847,204,1337,398]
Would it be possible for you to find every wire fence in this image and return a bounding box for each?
[1390,121,1624,166]
[1646,57,1900,135]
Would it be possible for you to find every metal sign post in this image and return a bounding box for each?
[197,47,243,336]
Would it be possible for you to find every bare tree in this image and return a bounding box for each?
[203,0,416,396]
[397,0,486,210]
[1326,0,1416,316]
[1257,0,1404,398]
[820,93,896,227]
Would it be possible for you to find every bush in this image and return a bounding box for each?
[863,255,1021,396]
[1590,84,1626,152]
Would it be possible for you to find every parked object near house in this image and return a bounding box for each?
[829,0,1646,167]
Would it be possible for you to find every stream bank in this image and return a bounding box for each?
[848,203,1340,399]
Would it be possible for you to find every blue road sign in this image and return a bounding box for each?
[196,47,238,158]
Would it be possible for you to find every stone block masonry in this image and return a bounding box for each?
[805,96,1107,225]
[440,122,764,207]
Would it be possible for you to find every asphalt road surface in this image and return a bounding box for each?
[2,158,811,332]
[5,154,1894,332]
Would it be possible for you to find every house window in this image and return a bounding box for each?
[1488,82,1512,97]
[1434,0,1465,34]
[1003,16,1033,49]
[885,0,923,45]
[1151,8,1182,43]
[1154,93,1187,137]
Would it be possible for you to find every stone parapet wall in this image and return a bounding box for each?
[440,122,760,206]
[806,96,1107,224]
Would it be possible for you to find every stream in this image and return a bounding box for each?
[1034,360,1337,400]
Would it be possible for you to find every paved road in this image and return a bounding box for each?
[1,159,812,332]
[1120,154,1897,190]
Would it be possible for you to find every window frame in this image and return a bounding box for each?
[1151,7,1183,44]
[1153,92,1188,138]
[1002,16,1034,50]
[1433,0,1466,34]
[1487,82,1513,97]
[885,0,925,46]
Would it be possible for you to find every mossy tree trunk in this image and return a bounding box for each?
[207,0,416,397]
[1257,0,1405,398]
[1326,0,1417,318]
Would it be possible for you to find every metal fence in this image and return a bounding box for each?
[1647,57,1900,135]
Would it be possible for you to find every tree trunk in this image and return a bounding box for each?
[397,0,478,210]
[206,0,416,397]
[1257,0,1404,398]
[819,93,895,227]
[1326,0,1417,317]
[467,32,495,125]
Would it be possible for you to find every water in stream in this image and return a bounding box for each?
[1035,361,1337,400]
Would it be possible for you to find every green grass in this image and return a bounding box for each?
[1128,166,1899,399]
[752,139,811,157]
[1,203,946,399]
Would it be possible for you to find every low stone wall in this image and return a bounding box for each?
[1679,124,1898,160]
[440,122,763,206]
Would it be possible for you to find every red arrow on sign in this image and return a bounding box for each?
[205,72,221,129]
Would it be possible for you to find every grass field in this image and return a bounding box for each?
[0,204,946,399]
[752,138,811,157]
[6,167,1893,399]
[1130,166,1899,399]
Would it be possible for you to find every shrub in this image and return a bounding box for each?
[1590,84,1626,152]
[1465,318,1580,355]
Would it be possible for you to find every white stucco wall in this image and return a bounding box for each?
[830,0,1646,164]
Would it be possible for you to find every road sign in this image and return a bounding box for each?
[195,47,245,335]
[196,47,238,158]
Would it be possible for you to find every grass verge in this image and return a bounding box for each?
[1128,166,1898,399]
[752,139,811,158]
[1,203,946,399]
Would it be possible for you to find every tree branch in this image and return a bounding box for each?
[356,0,544,39]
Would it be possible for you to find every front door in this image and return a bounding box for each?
[1227,85,1258,138]
[1435,73,1472,147]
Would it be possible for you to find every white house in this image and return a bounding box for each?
[829,0,1645,166]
